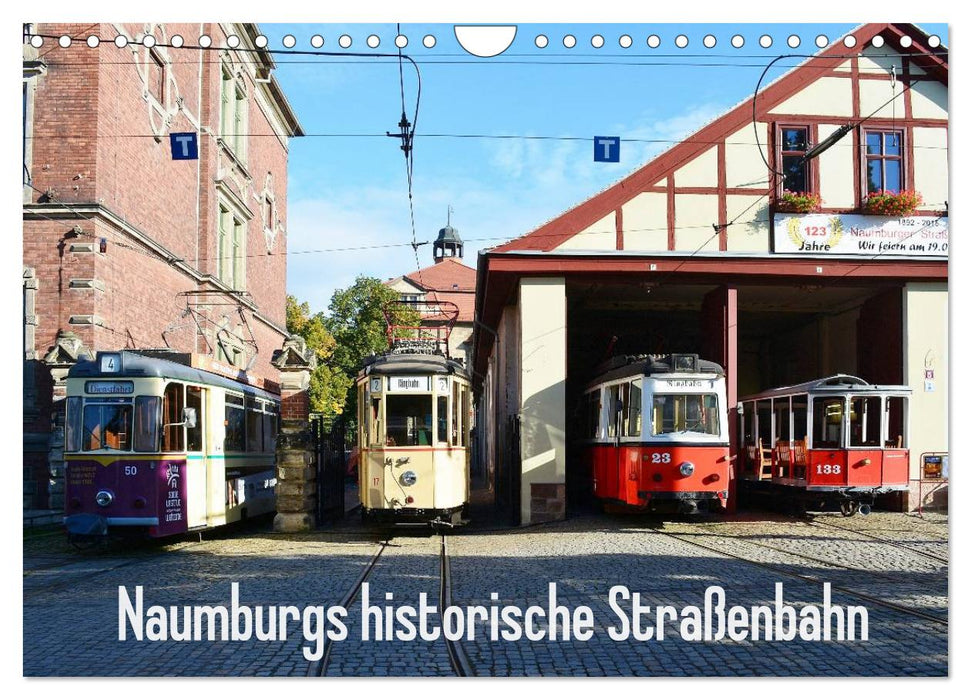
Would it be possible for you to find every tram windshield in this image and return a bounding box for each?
[812,397,844,448]
[81,400,133,451]
[386,394,433,446]
[651,393,720,436]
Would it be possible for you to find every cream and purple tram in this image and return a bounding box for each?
[738,375,910,515]
[63,350,279,540]
[356,350,471,526]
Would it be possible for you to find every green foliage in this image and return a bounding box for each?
[285,295,338,415]
[324,276,420,416]
[285,278,419,418]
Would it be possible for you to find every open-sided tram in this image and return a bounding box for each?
[738,375,911,515]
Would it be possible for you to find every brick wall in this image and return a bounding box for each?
[23,23,298,507]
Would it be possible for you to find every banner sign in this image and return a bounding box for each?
[773,214,948,258]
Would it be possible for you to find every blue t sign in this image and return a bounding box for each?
[594,136,620,163]
[170,132,199,160]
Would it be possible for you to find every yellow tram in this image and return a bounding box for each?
[356,302,471,526]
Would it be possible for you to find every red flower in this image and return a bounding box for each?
[863,190,923,216]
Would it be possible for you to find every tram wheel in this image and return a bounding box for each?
[840,501,859,517]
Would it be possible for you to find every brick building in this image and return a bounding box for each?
[385,222,477,365]
[22,23,303,509]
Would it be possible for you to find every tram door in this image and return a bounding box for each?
[185,385,208,528]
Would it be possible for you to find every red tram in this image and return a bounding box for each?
[738,375,910,516]
[580,354,731,514]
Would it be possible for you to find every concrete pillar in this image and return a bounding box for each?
[41,331,93,510]
[702,286,738,513]
[902,282,948,511]
[271,335,317,532]
[518,278,567,524]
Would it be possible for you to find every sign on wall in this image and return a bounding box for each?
[170,132,199,160]
[773,214,948,258]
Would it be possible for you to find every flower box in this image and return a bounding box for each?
[775,191,822,214]
[863,190,923,217]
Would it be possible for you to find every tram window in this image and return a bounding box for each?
[370,397,382,445]
[452,382,460,445]
[756,400,772,446]
[186,386,204,452]
[791,396,808,441]
[162,383,185,452]
[82,402,133,451]
[65,396,82,452]
[742,402,754,445]
[812,397,844,448]
[437,395,448,445]
[224,394,245,452]
[606,385,621,438]
[461,386,470,448]
[387,394,432,446]
[263,403,278,452]
[133,396,160,452]
[652,394,720,436]
[850,396,882,447]
[774,398,791,443]
[246,397,263,452]
[584,390,601,439]
[885,396,907,448]
[624,380,642,437]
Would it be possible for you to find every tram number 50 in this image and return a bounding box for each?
[650,453,672,464]
[816,464,842,475]
[124,466,138,476]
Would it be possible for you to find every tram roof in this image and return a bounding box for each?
[739,374,912,401]
[585,354,725,388]
[68,351,281,402]
[360,352,470,379]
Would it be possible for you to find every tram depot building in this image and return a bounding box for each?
[471,23,948,525]
[22,23,302,510]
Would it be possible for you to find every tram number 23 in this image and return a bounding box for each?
[816,464,842,475]
[650,453,672,464]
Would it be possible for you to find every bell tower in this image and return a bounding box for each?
[433,206,464,263]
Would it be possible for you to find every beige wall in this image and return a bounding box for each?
[818,123,856,209]
[674,194,719,252]
[518,278,567,523]
[725,122,768,189]
[622,192,668,250]
[913,127,949,210]
[555,213,615,250]
[769,77,853,117]
[903,282,948,480]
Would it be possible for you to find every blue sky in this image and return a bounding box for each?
[261,23,948,312]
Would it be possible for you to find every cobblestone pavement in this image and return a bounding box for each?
[23,510,948,677]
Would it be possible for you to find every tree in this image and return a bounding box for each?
[285,295,341,415]
[324,276,419,416]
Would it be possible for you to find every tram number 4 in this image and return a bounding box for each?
[124,465,138,476]
[650,453,672,464]
[816,464,842,475]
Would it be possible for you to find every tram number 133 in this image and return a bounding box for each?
[816,464,842,475]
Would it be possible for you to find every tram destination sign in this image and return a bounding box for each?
[389,376,431,392]
[773,214,948,258]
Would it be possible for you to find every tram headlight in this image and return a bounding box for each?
[679,462,695,477]
[400,471,418,487]
[95,490,114,507]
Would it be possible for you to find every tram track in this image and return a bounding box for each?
[309,533,475,678]
[799,517,949,565]
[655,529,949,627]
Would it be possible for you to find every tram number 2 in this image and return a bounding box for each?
[124,465,138,476]
[816,464,842,475]
[650,453,672,464]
